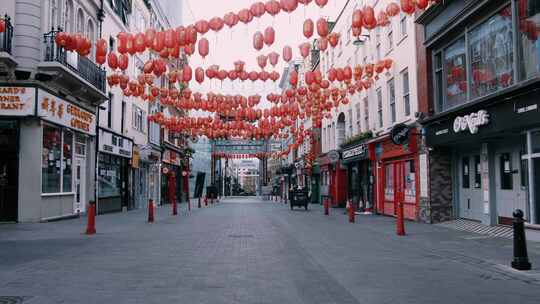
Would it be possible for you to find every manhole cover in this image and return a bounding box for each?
[0,296,30,304]
[227,234,254,238]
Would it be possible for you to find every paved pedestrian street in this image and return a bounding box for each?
[1,197,540,304]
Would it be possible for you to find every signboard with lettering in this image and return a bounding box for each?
[327,150,340,163]
[453,110,489,134]
[0,87,36,116]
[390,124,411,146]
[163,149,182,166]
[38,89,96,136]
[99,128,133,158]
[342,144,367,160]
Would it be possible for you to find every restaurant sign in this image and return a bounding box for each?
[0,87,36,116]
[342,144,367,160]
[38,89,96,135]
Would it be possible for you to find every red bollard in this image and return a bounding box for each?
[324,198,329,216]
[188,199,191,212]
[204,196,208,206]
[396,201,405,236]
[348,200,355,223]
[85,201,96,235]
[198,197,201,208]
[172,199,178,216]
[148,199,155,223]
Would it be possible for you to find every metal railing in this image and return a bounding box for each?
[43,28,106,93]
[0,15,13,54]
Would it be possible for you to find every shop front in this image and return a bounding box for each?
[371,125,420,220]
[139,146,162,206]
[318,150,347,207]
[98,128,133,214]
[161,147,183,205]
[341,142,373,212]
[1,86,97,222]
[424,89,540,225]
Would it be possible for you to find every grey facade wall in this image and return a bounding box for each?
[14,0,42,72]
[18,119,43,222]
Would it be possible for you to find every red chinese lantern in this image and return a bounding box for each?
[152,31,165,52]
[253,31,264,51]
[198,37,209,59]
[186,25,198,44]
[176,26,186,46]
[0,19,5,33]
[283,46,292,62]
[265,0,281,16]
[270,71,280,82]
[400,0,416,15]
[107,52,118,70]
[416,0,429,10]
[134,33,146,53]
[195,20,210,35]
[264,26,275,46]
[164,28,176,49]
[289,70,298,87]
[209,17,224,32]
[55,32,68,47]
[299,42,310,58]
[280,0,299,13]
[144,29,156,48]
[249,71,259,82]
[238,9,253,24]
[268,52,280,67]
[118,54,129,71]
[386,2,400,17]
[303,19,314,39]
[259,71,270,82]
[318,37,328,51]
[117,32,128,54]
[96,38,107,57]
[352,26,362,37]
[257,55,268,70]
[182,65,193,83]
[384,58,393,70]
[328,32,340,48]
[352,9,363,29]
[224,12,239,28]
[218,70,228,81]
[317,18,329,38]
[228,70,238,81]
[250,2,266,18]
[234,60,245,73]
[315,0,328,8]
[362,6,377,30]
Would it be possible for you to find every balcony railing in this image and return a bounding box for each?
[43,28,106,93]
[0,15,14,54]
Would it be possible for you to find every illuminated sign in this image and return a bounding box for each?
[0,87,36,116]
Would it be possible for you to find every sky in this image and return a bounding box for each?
[181,0,348,100]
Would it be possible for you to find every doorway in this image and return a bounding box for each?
[0,121,18,222]
[74,156,86,214]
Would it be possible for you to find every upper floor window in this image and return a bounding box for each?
[110,0,131,25]
[355,103,361,133]
[387,28,393,52]
[363,97,369,131]
[77,8,84,33]
[50,0,60,30]
[519,1,540,80]
[400,13,407,37]
[388,79,396,123]
[444,37,467,110]
[469,8,514,99]
[402,68,410,116]
[377,88,383,128]
[63,0,74,32]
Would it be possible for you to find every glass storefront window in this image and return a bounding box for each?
[444,38,467,110]
[384,164,394,201]
[469,6,514,98]
[42,125,62,193]
[404,160,416,202]
[532,130,540,154]
[98,154,122,198]
[63,130,73,192]
[518,0,540,80]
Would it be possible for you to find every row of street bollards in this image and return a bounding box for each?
[85,195,220,235]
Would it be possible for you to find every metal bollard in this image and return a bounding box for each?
[204,196,208,206]
[348,200,355,223]
[511,209,532,271]
[396,201,405,236]
[148,199,154,223]
[85,201,96,235]
[324,198,329,216]
[198,197,202,208]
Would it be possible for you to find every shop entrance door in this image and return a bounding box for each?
[458,154,484,221]
[74,157,86,214]
[0,121,18,222]
[495,151,528,224]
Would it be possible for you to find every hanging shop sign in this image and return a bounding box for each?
[390,124,411,146]
[342,144,367,160]
[0,87,36,116]
[38,89,96,135]
[163,149,182,166]
[99,128,133,158]
[453,110,489,135]
[328,150,340,164]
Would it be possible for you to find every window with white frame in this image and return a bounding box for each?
[355,103,361,133]
[363,97,369,132]
[402,68,411,117]
[388,78,396,123]
[377,88,383,128]
[42,124,73,194]
[50,0,60,30]
[400,13,407,38]
[63,0,74,32]
[76,8,84,33]
[376,43,381,61]
[132,104,146,133]
[387,28,394,52]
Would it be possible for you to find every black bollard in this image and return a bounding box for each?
[511,209,532,271]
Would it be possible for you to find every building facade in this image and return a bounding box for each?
[0,0,107,222]
[418,0,540,225]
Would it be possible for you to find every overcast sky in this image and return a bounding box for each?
[182,0,348,100]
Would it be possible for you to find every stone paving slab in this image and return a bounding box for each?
[0,197,539,303]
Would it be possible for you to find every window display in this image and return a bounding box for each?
[444,38,467,110]
[518,0,540,80]
[63,130,73,192]
[384,164,394,201]
[42,125,61,193]
[98,154,122,198]
[404,160,416,203]
[469,6,514,98]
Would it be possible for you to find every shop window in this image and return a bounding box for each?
[42,125,62,193]
[384,164,394,200]
[500,153,513,190]
[98,154,122,198]
[63,130,73,193]
[518,0,540,80]
[444,37,467,111]
[474,155,481,189]
[521,158,529,189]
[532,130,540,154]
[75,134,87,156]
[42,125,73,193]
[469,6,514,99]
[404,160,416,202]
[434,52,444,112]
[462,157,470,189]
